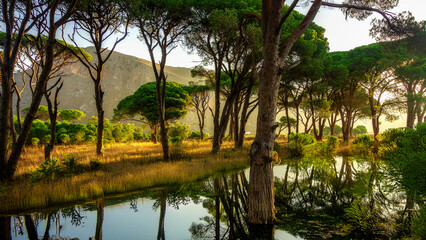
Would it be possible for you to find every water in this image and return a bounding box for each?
[3,156,416,239]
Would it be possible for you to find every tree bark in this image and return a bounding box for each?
[248,0,322,224]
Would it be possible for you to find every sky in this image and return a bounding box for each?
[105,0,426,69]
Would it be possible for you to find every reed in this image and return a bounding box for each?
[0,140,249,214]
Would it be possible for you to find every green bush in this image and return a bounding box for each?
[303,142,330,157]
[170,136,182,144]
[58,133,71,144]
[325,135,340,151]
[382,123,426,203]
[31,137,40,147]
[288,133,315,157]
[30,158,62,182]
[90,158,101,170]
[169,122,190,140]
[189,131,209,139]
[273,141,280,152]
[413,205,426,239]
[62,154,79,172]
[352,135,373,155]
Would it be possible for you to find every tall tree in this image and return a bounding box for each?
[113,81,192,143]
[188,74,212,140]
[0,0,78,181]
[68,0,129,157]
[247,0,399,224]
[126,0,193,160]
[371,11,426,128]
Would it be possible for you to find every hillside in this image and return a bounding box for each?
[15,47,258,133]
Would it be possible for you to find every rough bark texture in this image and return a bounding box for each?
[0,0,77,181]
[248,0,322,224]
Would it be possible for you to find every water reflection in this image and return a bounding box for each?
[3,156,417,239]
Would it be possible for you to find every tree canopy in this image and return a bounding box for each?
[113,81,192,125]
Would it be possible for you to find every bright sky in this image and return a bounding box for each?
[107,0,426,69]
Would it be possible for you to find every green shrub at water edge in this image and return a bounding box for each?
[325,135,340,151]
[288,133,315,157]
[352,135,374,155]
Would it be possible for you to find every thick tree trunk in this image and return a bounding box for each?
[151,124,158,143]
[157,78,170,161]
[247,0,282,221]
[0,72,13,180]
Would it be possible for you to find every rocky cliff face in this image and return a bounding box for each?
[15,47,258,134]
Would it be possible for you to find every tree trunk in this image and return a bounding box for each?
[212,57,223,153]
[247,0,282,222]
[157,78,170,161]
[151,124,158,143]
[95,79,105,157]
[0,72,13,180]
[406,87,416,129]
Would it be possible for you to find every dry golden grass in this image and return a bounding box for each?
[0,140,249,214]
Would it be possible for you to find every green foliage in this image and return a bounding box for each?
[58,133,71,144]
[325,135,340,151]
[413,206,426,239]
[344,201,387,238]
[303,142,331,158]
[59,109,86,122]
[170,136,182,145]
[114,81,192,125]
[62,154,79,173]
[31,138,40,147]
[353,125,368,136]
[189,131,209,139]
[90,158,101,170]
[352,135,374,155]
[288,133,315,157]
[273,141,280,152]
[381,123,426,202]
[30,158,62,182]
[169,122,190,140]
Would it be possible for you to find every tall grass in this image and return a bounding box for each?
[0,140,249,214]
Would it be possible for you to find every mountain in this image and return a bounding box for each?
[15,47,258,134]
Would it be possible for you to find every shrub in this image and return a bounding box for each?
[325,135,340,151]
[352,135,373,155]
[303,142,330,157]
[170,136,182,144]
[90,158,101,170]
[273,141,280,151]
[169,122,190,140]
[31,137,40,147]
[62,154,79,172]
[30,158,62,182]
[58,133,71,144]
[288,133,315,157]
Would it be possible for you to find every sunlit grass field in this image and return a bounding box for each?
[0,140,254,214]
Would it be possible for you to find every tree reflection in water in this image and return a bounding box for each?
[3,155,420,239]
